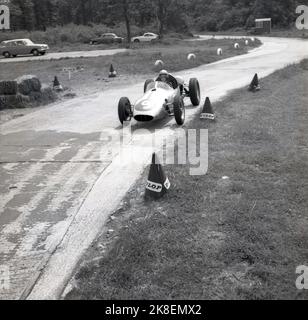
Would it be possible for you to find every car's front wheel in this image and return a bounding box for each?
[32,49,39,56]
[118,97,133,124]
[173,96,185,125]
[3,52,11,58]
[189,78,201,106]
[134,39,140,43]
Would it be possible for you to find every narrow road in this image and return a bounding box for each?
[0,37,308,300]
[0,48,127,63]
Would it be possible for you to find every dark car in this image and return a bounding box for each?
[90,33,124,45]
[0,39,49,58]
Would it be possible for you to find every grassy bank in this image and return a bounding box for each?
[65,60,308,300]
[0,38,261,97]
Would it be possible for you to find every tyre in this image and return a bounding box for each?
[173,95,185,125]
[118,97,132,124]
[189,78,201,106]
[3,52,11,58]
[32,49,39,56]
[134,39,140,43]
[144,79,154,93]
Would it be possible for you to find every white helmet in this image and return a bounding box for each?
[159,69,168,76]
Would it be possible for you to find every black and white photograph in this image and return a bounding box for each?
[0,0,308,307]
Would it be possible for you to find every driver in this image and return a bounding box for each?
[156,70,178,89]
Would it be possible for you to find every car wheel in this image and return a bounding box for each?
[173,95,185,125]
[118,97,132,124]
[32,49,39,56]
[3,52,11,58]
[189,78,201,106]
[134,39,140,43]
[144,79,154,93]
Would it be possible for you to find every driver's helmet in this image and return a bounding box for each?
[159,70,169,82]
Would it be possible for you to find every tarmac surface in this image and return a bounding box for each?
[1,36,308,299]
[0,48,127,63]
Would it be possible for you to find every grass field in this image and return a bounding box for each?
[0,38,260,97]
[65,60,308,300]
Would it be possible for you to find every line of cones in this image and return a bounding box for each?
[200,73,260,119]
[144,73,261,199]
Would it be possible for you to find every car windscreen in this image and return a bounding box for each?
[23,40,33,45]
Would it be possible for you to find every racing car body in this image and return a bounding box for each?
[118,74,200,126]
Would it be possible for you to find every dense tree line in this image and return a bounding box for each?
[7,0,304,34]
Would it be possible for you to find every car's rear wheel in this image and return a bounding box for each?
[189,78,201,106]
[144,79,154,93]
[32,49,39,56]
[134,39,140,43]
[174,96,185,125]
[118,97,132,124]
[3,52,11,58]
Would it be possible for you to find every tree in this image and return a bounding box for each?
[14,0,35,30]
[155,0,171,37]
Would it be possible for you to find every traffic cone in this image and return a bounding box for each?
[248,73,260,92]
[145,153,170,199]
[53,76,63,91]
[200,97,215,120]
[109,64,117,78]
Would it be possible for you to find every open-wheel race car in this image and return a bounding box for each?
[118,70,201,126]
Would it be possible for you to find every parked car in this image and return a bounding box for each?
[0,39,49,58]
[131,33,159,43]
[90,33,124,45]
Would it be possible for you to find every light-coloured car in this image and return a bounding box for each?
[131,32,159,43]
[0,39,49,58]
[90,33,124,45]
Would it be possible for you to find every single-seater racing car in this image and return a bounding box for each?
[118,70,201,126]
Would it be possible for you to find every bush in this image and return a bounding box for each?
[0,81,18,95]
[206,19,218,32]
[16,75,42,95]
[0,94,27,109]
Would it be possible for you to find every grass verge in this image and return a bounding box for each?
[65,59,308,300]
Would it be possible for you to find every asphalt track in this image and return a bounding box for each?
[0,48,127,63]
[0,36,308,300]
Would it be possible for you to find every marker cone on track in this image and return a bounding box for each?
[53,76,63,91]
[248,73,260,92]
[145,153,170,199]
[109,64,117,78]
[200,97,215,120]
